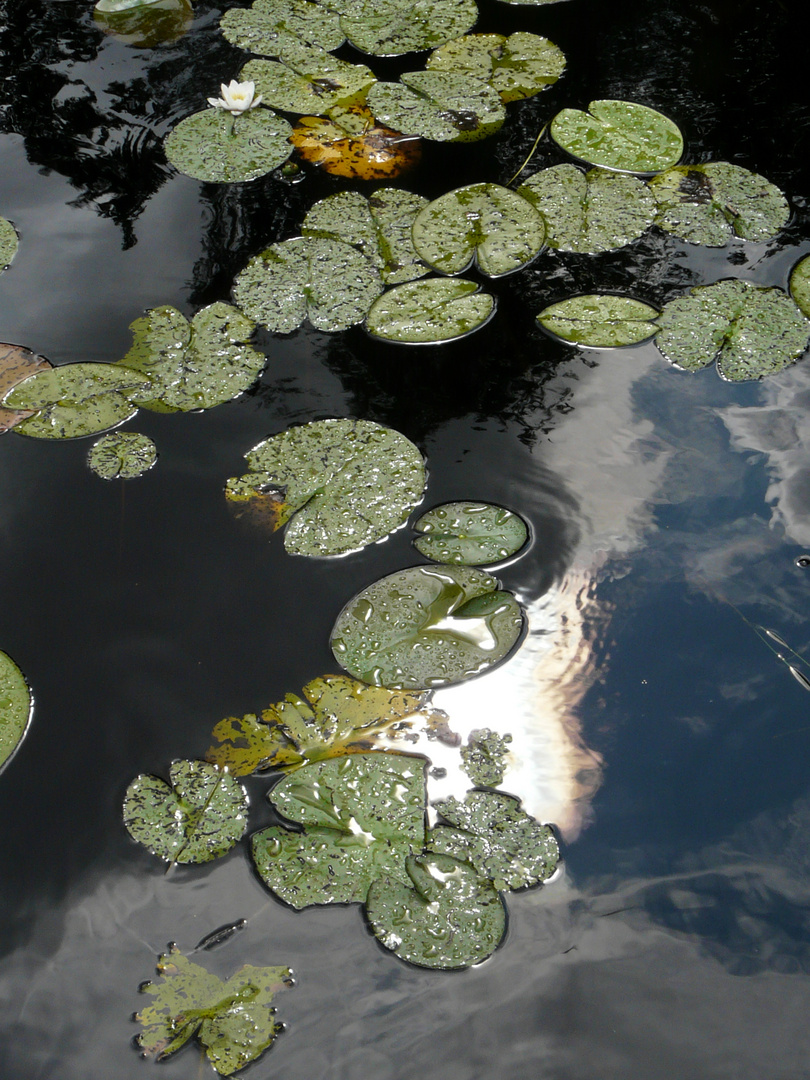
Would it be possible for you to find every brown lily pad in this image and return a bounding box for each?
[0,344,53,434]
[291,104,421,179]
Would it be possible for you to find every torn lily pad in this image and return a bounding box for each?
[0,344,52,434]
[0,216,18,270]
[550,99,683,174]
[459,727,512,786]
[0,650,32,773]
[2,362,150,439]
[650,162,790,245]
[87,432,157,479]
[303,188,429,284]
[136,945,292,1076]
[164,106,293,183]
[367,70,504,143]
[430,790,560,890]
[426,32,565,103]
[790,254,810,319]
[339,0,478,57]
[366,852,506,969]
[413,501,528,565]
[655,278,810,381]
[220,0,346,56]
[365,278,495,344]
[518,163,656,253]
[225,418,425,556]
[233,237,383,333]
[252,753,426,908]
[537,294,660,347]
[330,563,525,689]
[412,183,545,277]
[123,759,248,864]
[241,45,375,115]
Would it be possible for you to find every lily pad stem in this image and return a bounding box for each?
[506,123,548,187]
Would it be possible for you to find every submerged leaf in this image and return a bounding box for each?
[94,0,192,46]
[225,418,425,556]
[459,727,513,786]
[550,99,683,174]
[426,31,565,103]
[87,432,157,479]
[164,106,293,184]
[123,759,248,864]
[220,0,345,55]
[365,278,495,343]
[537,294,660,347]
[339,0,478,56]
[241,46,376,115]
[0,344,52,434]
[0,216,18,270]
[367,70,505,143]
[0,650,32,773]
[790,254,810,319]
[330,563,525,689]
[413,501,528,565]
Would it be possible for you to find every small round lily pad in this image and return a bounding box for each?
[537,294,661,347]
[789,254,810,319]
[550,99,683,175]
[414,502,528,565]
[164,106,293,184]
[87,432,157,479]
[365,278,496,344]
[426,32,565,103]
[0,217,18,270]
[1,650,33,773]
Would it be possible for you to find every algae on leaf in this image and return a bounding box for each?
[413,501,528,565]
[339,0,478,57]
[365,278,495,344]
[791,255,810,319]
[459,727,512,786]
[0,216,18,270]
[537,294,660,347]
[550,99,683,174]
[164,106,293,183]
[87,432,157,479]
[426,31,565,103]
[367,70,504,143]
[0,650,32,774]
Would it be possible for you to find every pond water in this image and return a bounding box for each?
[2,0,810,1076]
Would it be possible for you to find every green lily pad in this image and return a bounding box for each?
[164,106,293,184]
[537,294,661,347]
[330,564,525,689]
[412,183,545,277]
[430,790,560,890]
[241,44,376,116]
[0,217,18,270]
[303,188,429,284]
[367,70,505,143]
[0,650,32,774]
[790,254,810,319]
[655,278,810,381]
[233,236,383,333]
[413,501,528,565]
[225,418,425,557]
[3,362,150,439]
[123,759,248,864]
[550,99,684,174]
[338,0,478,57]
[426,32,565,103]
[87,432,157,479]
[252,753,426,908]
[136,945,292,1075]
[365,278,496,344]
[518,163,656,253]
[459,727,512,786]
[220,0,346,56]
[650,162,790,245]
[366,852,506,969]
[118,303,264,412]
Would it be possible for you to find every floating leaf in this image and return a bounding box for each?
[518,163,656,253]
[233,236,383,334]
[655,278,810,381]
[459,727,513,786]
[0,344,52,434]
[649,162,790,245]
[220,0,345,56]
[136,945,291,1076]
[330,564,525,689]
[430,790,560,890]
[789,254,810,319]
[123,759,248,864]
[164,106,293,184]
[2,362,150,440]
[94,0,192,46]
[413,501,528,565]
[426,32,565,103]
[537,294,660,347]
[0,216,18,270]
[225,418,425,556]
[365,278,495,343]
[412,183,545,276]
[550,99,683,174]
[366,852,506,969]
[252,753,426,908]
[241,45,376,116]
[0,650,32,774]
[87,432,157,479]
[303,188,429,284]
[291,108,421,179]
[339,0,478,57]
[367,70,504,143]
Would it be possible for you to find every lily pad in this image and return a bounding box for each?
[220,0,346,56]
[426,32,565,103]
[366,851,506,969]
[0,650,32,773]
[136,945,291,1075]
[241,45,376,116]
[367,70,505,143]
[252,753,426,908]
[2,362,150,439]
[118,303,264,412]
[550,99,684,174]
[655,278,810,381]
[330,563,525,689]
[412,183,545,277]
[164,106,293,184]
[0,344,52,434]
[365,278,496,343]
[233,236,383,333]
[87,432,157,479]
[790,254,810,319]
[518,163,656,253]
[430,790,560,890]
[291,107,422,178]
[123,759,248,864]
[537,294,660,347]
[459,727,512,786]
[225,418,425,557]
[413,501,528,565]
[0,217,18,270]
[650,162,790,246]
[338,0,478,57]
[303,188,429,284]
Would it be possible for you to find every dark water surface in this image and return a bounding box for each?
[2,1,810,1077]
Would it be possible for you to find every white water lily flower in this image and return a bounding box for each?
[207,80,263,116]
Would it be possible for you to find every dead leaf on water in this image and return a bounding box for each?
[0,344,53,434]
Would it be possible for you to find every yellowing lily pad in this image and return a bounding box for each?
[164,106,294,184]
[413,501,528,565]
[426,31,565,103]
[241,45,376,116]
[0,650,32,774]
[550,99,684,174]
[220,0,346,56]
[365,278,496,343]
[537,294,661,347]
[339,0,478,57]
[291,110,422,178]
[87,432,157,479]
[367,70,505,143]
[0,344,53,434]
[0,217,18,270]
